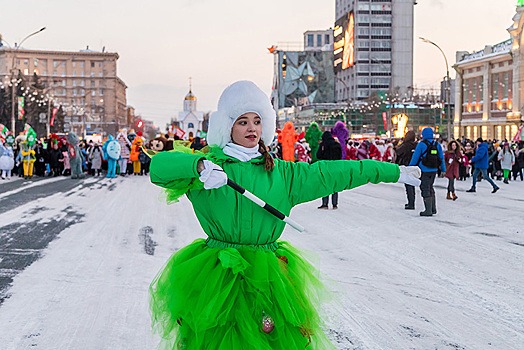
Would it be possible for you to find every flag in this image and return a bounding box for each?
[50,107,58,126]
[17,97,25,120]
[175,126,186,139]
[24,123,37,146]
[200,131,207,139]
[0,123,8,138]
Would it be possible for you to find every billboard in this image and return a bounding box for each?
[334,11,355,73]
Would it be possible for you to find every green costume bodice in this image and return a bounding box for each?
[150,148,399,248]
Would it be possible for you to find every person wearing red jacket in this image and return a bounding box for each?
[444,140,462,201]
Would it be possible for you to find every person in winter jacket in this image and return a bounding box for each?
[444,140,462,201]
[498,142,515,184]
[409,127,446,216]
[466,138,500,193]
[47,142,63,177]
[346,140,358,160]
[395,130,418,209]
[89,144,103,176]
[147,80,421,350]
[130,136,143,175]
[514,143,524,181]
[316,131,343,209]
[294,132,311,163]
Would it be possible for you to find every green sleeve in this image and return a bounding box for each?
[149,151,205,202]
[284,159,400,206]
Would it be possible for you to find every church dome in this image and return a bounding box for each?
[185,90,197,101]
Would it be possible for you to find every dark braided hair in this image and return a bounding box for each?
[258,139,275,171]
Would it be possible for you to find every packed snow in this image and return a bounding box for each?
[0,175,522,349]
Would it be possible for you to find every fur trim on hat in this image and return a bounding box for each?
[207,81,276,148]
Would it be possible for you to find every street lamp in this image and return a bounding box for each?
[6,27,47,134]
[419,36,452,139]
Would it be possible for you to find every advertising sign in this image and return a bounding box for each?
[334,11,355,73]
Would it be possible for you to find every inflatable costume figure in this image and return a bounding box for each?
[331,121,349,160]
[306,122,322,163]
[67,132,85,179]
[103,135,121,178]
[278,121,298,162]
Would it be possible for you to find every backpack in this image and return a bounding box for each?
[420,140,441,168]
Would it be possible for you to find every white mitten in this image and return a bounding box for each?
[199,160,228,190]
[398,165,422,187]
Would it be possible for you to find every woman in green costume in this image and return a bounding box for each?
[149,81,421,349]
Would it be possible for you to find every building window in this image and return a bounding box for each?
[325,34,330,45]
[317,34,322,47]
[188,123,194,129]
[99,88,104,96]
[91,62,95,68]
[307,34,314,47]
[34,58,39,67]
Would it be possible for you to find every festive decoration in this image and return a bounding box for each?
[0,124,8,138]
[519,0,524,7]
[17,96,25,120]
[261,314,275,334]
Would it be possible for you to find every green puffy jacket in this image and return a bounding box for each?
[150,148,399,249]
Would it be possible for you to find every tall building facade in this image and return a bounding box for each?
[334,0,414,103]
[0,47,127,135]
[271,29,335,112]
[453,5,524,141]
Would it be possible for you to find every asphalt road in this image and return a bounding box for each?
[0,176,108,304]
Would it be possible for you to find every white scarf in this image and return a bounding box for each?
[223,142,261,162]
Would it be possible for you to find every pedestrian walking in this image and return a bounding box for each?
[89,144,103,176]
[445,140,462,201]
[466,138,500,193]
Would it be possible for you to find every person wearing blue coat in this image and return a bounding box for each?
[466,138,499,193]
[409,127,446,216]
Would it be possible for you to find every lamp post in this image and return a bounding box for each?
[419,37,452,139]
[5,27,47,134]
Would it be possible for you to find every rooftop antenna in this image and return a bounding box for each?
[189,77,192,92]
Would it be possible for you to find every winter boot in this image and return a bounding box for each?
[452,192,458,201]
[503,178,509,184]
[419,197,433,217]
[466,187,476,193]
[446,192,452,200]
[404,203,415,210]
[492,186,499,194]
[431,196,437,215]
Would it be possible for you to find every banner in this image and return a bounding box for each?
[24,123,37,146]
[382,112,388,131]
[50,107,58,126]
[17,97,25,120]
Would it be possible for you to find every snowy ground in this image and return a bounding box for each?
[0,174,523,349]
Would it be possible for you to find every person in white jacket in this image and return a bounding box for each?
[0,140,15,179]
[498,142,515,184]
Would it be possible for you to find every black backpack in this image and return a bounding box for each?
[420,140,441,168]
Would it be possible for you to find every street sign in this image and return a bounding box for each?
[39,113,47,123]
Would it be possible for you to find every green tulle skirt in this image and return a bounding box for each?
[149,238,335,349]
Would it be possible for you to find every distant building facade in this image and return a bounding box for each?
[454,5,524,141]
[334,0,414,102]
[0,47,127,136]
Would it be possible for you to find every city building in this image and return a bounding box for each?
[453,4,524,141]
[173,87,204,139]
[0,46,127,136]
[334,0,414,102]
[270,29,335,115]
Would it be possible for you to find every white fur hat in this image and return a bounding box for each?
[207,80,276,148]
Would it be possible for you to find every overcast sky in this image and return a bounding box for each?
[0,0,519,127]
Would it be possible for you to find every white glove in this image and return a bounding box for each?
[448,158,453,164]
[199,160,228,190]
[398,165,421,187]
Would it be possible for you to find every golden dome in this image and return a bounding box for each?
[185,90,197,101]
